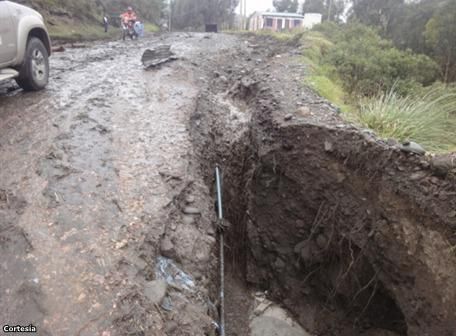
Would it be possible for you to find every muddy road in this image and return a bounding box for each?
[0,34,233,335]
[1,33,456,336]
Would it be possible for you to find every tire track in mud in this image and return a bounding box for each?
[2,46,135,335]
[0,33,244,335]
[0,189,51,334]
[0,38,163,334]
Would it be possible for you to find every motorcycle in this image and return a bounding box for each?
[122,20,139,40]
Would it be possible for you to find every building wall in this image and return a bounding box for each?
[303,13,323,29]
[249,12,322,32]
[252,16,303,32]
[249,14,264,31]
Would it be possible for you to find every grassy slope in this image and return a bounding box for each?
[47,23,119,42]
[255,29,456,153]
[300,31,352,114]
[14,0,158,42]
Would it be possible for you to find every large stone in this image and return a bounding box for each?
[183,207,201,215]
[361,329,401,336]
[400,141,426,155]
[182,215,195,225]
[141,45,177,68]
[144,280,167,304]
[160,237,176,258]
[185,195,196,204]
[250,316,312,336]
[431,154,456,176]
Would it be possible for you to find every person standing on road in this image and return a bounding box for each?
[103,15,109,33]
[120,6,137,26]
[120,6,138,40]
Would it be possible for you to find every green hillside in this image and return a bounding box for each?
[12,0,164,41]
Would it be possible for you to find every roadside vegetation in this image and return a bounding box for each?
[267,0,456,153]
[14,0,164,41]
[294,22,456,153]
[47,23,120,42]
[357,86,456,152]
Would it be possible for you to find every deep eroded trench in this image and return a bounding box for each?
[190,68,456,336]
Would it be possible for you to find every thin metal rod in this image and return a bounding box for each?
[215,165,225,336]
[219,231,225,336]
[216,166,223,220]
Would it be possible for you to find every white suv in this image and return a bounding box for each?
[0,0,51,91]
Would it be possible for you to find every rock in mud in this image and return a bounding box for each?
[297,106,311,117]
[161,296,173,311]
[250,316,312,336]
[400,141,426,155]
[144,280,167,304]
[430,154,456,176]
[316,234,327,249]
[324,141,334,152]
[142,45,177,69]
[386,138,398,147]
[284,114,293,121]
[185,195,196,204]
[294,241,317,263]
[52,45,65,53]
[361,329,401,336]
[160,237,176,259]
[183,206,201,215]
[182,215,195,225]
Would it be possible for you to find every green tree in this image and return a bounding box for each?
[107,0,166,23]
[273,0,299,13]
[324,23,439,96]
[325,0,346,22]
[302,0,325,13]
[424,0,456,82]
[349,0,405,34]
[171,0,238,30]
[302,0,346,22]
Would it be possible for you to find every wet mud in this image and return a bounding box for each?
[1,32,455,336]
[189,35,456,336]
[0,33,239,336]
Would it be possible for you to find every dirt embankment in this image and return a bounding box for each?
[12,0,118,42]
[1,32,456,336]
[190,35,456,336]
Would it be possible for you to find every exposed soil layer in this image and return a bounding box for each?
[190,35,456,336]
[1,32,456,336]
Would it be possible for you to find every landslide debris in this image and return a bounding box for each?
[190,34,456,336]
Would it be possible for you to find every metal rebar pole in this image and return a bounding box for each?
[216,166,223,220]
[219,231,225,336]
[215,166,225,336]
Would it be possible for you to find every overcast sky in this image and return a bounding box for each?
[237,0,311,15]
[236,0,274,15]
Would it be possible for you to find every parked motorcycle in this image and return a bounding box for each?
[122,20,138,40]
[121,20,145,41]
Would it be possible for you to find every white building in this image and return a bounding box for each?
[249,12,322,32]
[303,13,323,29]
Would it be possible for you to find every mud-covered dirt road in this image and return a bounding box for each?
[1,32,456,336]
[0,34,243,336]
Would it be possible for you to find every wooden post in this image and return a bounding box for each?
[168,0,172,32]
[244,0,247,30]
[327,0,333,21]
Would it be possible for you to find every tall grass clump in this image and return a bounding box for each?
[356,86,456,152]
[300,31,352,113]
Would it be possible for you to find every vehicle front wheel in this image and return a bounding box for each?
[16,37,49,91]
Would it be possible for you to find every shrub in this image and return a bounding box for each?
[322,23,440,97]
[355,86,456,152]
